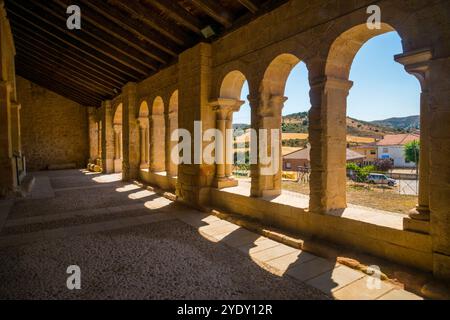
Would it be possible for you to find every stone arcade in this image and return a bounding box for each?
[0,0,449,285]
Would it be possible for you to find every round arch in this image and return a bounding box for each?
[219,70,247,100]
[169,90,178,113]
[152,96,164,115]
[138,101,149,118]
[261,53,301,97]
[113,103,123,125]
[325,23,397,79]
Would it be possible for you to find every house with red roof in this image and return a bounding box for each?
[376,133,420,168]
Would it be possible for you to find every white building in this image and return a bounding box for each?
[376,133,420,168]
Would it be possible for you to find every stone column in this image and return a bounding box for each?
[101,100,114,173]
[97,121,102,161]
[177,43,214,206]
[0,81,15,196]
[122,82,139,181]
[165,111,178,177]
[113,124,122,173]
[138,117,149,169]
[395,50,432,232]
[150,113,166,173]
[210,98,244,189]
[426,55,450,279]
[10,102,23,181]
[309,77,353,213]
[249,94,286,197]
[87,107,99,163]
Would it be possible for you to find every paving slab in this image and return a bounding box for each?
[265,250,317,272]
[306,265,365,295]
[250,244,300,262]
[377,289,424,300]
[333,276,395,300]
[238,238,281,255]
[220,228,266,248]
[286,257,339,282]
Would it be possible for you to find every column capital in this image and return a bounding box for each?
[209,98,244,120]
[310,76,354,92]
[122,82,137,95]
[137,117,149,128]
[258,95,288,118]
[395,48,432,91]
[0,80,12,93]
[11,102,21,110]
[103,100,113,110]
[113,124,122,133]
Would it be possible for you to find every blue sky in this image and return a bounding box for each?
[234,32,421,124]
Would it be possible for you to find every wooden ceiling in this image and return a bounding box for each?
[5,0,289,107]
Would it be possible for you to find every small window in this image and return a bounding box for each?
[383,148,389,153]
[370,150,376,155]
[286,162,292,169]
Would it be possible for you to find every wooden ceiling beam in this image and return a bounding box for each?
[16,65,103,106]
[9,9,139,81]
[81,0,181,57]
[191,0,234,28]
[14,37,122,90]
[8,0,151,79]
[54,0,170,65]
[146,0,204,35]
[10,24,129,85]
[109,0,195,46]
[41,0,161,70]
[16,56,110,99]
[238,0,259,13]
[15,44,115,95]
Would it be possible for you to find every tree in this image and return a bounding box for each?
[404,140,420,174]
[374,159,394,172]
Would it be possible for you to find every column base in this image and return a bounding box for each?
[140,163,149,170]
[409,205,430,221]
[403,216,430,234]
[261,189,282,198]
[213,177,238,189]
[114,159,122,173]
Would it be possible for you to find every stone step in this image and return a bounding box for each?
[0,205,163,237]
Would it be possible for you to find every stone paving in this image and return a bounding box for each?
[0,170,424,300]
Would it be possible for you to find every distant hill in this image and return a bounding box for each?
[233,113,417,140]
[281,112,405,139]
[370,115,420,131]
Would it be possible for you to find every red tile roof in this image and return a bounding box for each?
[376,133,420,146]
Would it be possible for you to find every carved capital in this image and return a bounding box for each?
[395,48,432,91]
[209,98,245,120]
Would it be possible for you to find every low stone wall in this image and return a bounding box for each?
[210,188,433,272]
[139,170,176,192]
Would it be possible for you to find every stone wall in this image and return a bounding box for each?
[17,76,88,171]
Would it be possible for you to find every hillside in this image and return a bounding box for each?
[233,113,416,140]
[281,112,399,139]
[370,115,420,131]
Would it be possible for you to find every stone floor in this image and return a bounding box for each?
[0,170,423,300]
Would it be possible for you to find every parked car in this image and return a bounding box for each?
[366,173,397,187]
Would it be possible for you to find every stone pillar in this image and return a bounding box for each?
[122,82,139,181]
[10,101,23,182]
[177,43,215,206]
[87,107,99,163]
[395,49,432,233]
[166,110,178,177]
[113,124,122,173]
[150,113,166,172]
[309,77,353,213]
[427,55,450,279]
[209,98,244,189]
[101,100,114,173]
[138,117,149,169]
[249,94,286,197]
[0,81,15,196]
